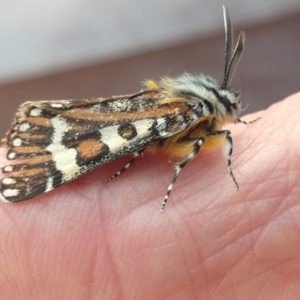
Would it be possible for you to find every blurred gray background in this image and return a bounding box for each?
[0,0,300,136]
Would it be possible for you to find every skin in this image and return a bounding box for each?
[0,92,299,300]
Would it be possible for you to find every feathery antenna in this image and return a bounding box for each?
[222,5,245,89]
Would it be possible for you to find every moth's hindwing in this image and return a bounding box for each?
[0,91,203,202]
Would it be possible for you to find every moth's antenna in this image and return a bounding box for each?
[222,5,245,89]
[222,5,232,87]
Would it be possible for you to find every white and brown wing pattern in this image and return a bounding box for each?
[0,91,203,202]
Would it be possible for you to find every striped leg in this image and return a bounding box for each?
[207,130,239,190]
[106,151,143,182]
[161,137,204,212]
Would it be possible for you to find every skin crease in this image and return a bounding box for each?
[0,93,300,300]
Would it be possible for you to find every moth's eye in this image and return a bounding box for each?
[219,96,232,112]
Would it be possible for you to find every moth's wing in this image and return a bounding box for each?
[0,93,203,202]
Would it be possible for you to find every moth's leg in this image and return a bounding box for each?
[106,150,144,182]
[207,130,239,190]
[161,137,204,212]
[238,117,260,125]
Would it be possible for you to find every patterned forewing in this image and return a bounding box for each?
[0,92,203,202]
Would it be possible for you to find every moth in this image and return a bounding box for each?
[0,6,258,211]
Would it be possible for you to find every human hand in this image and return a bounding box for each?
[0,93,299,299]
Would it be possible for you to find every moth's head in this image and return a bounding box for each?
[218,87,242,122]
[172,77,244,123]
[158,73,242,123]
